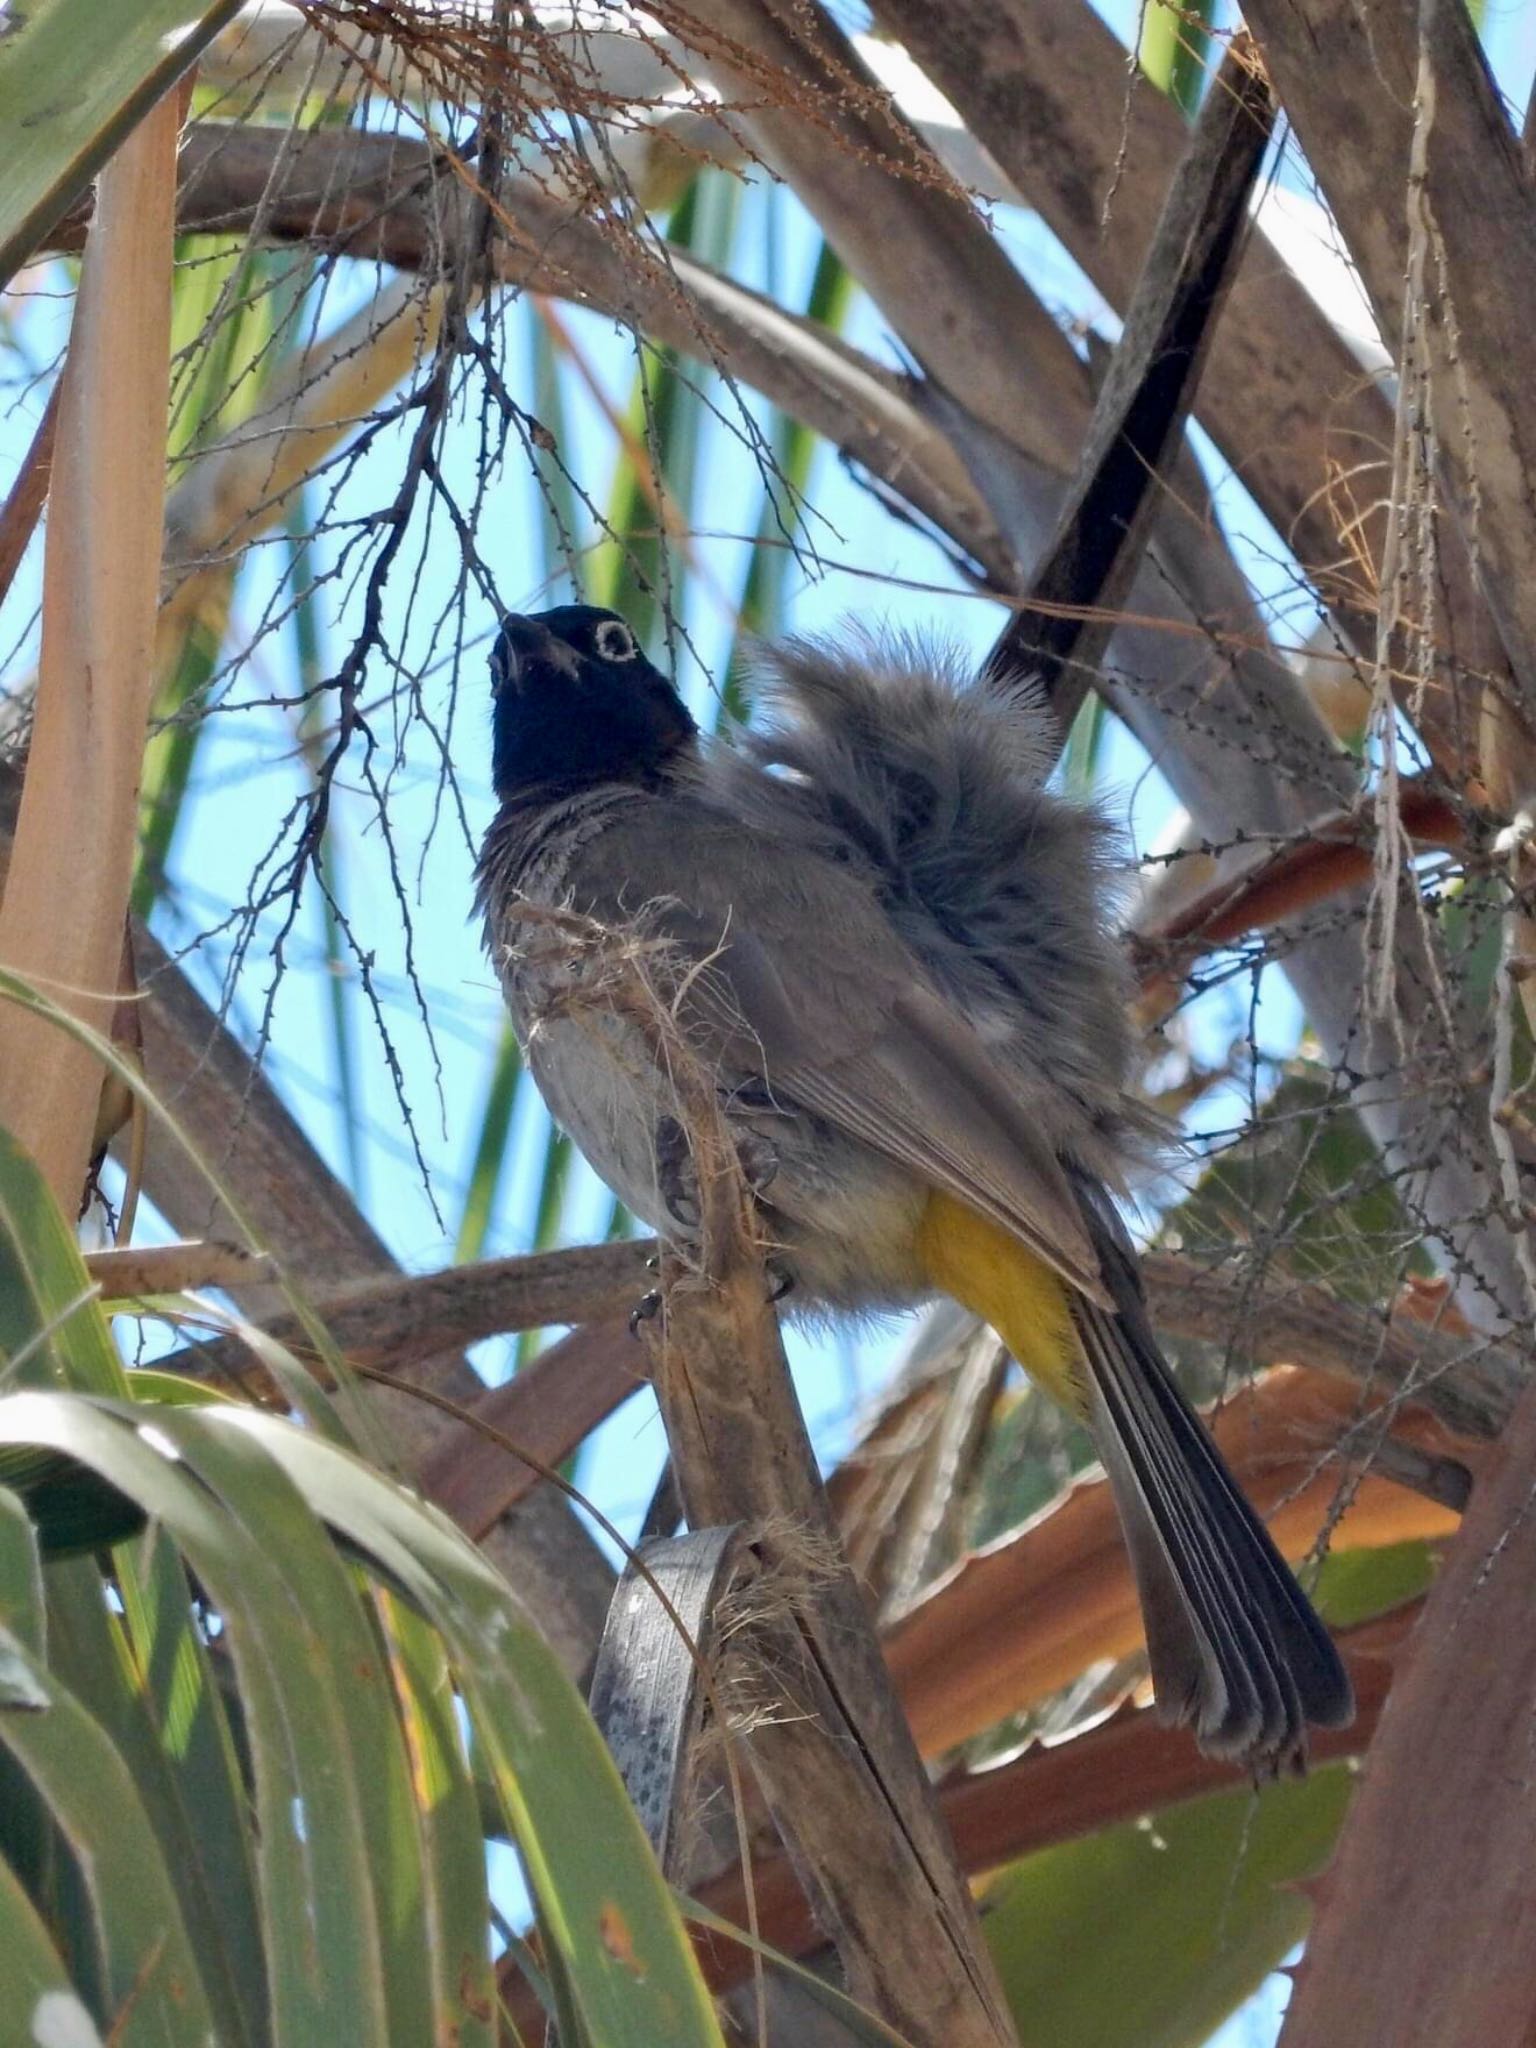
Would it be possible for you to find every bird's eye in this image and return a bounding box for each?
[593,619,638,663]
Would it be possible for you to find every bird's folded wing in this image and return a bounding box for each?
[567,804,1109,1302]
[772,981,1107,1304]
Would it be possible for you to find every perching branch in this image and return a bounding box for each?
[167,1217,1521,1499]
[505,900,1017,2046]
[186,1235,652,1380]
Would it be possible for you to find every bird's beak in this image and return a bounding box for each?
[492,616,580,696]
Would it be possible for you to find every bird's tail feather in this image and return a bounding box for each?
[914,1183,1353,1765]
[1075,1291,1354,1765]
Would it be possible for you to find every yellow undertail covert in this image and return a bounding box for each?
[915,1188,1091,1419]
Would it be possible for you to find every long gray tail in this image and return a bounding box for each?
[1072,1190,1354,1766]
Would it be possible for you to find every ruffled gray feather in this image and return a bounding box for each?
[714,629,1140,1162]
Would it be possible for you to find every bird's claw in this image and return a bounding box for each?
[655,1115,701,1231]
[656,1111,780,1225]
[765,1258,795,1304]
[737,1127,779,1195]
[629,1289,664,1337]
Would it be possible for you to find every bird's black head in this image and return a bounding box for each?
[490,605,700,801]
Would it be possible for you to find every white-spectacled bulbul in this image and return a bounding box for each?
[477,604,1353,1767]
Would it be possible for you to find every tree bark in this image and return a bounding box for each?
[1279,1367,1536,2046]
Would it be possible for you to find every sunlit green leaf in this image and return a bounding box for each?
[2,1397,396,2042]
[983,1765,1353,2048]
[200,1403,727,2048]
[0,0,246,292]
[0,1126,128,1399]
[1138,0,1216,119]
[0,1614,220,2042]
[1161,1064,1434,1307]
[46,1543,264,2045]
[1311,1537,1435,1630]
[0,1856,103,2048]
[0,1485,45,1656]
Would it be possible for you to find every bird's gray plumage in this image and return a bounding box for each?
[477,613,1353,1766]
[480,760,1103,1306]
[721,631,1140,1157]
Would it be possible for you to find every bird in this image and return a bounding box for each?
[476,602,1354,1768]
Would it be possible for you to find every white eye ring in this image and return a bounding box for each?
[594,619,638,663]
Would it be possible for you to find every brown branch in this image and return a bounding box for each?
[61,117,1375,837]
[984,36,1275,733]
[1401,2,1536,741]
[644,1264,1016,2043]
[1267,24,1536,2010]
[156,1229,1520,1558]
[1138,1252,1519,1447]
[45,122,1013,591]
[498,1576,1410,2035]
[1279,1332,1536,2039]
[166,1262,654,1546]
[85,1240,275,1296]
[867,0,1365,581]
[0,381,60,615]
[46,118,1392,897]
[183,1235,653,1381]
[827,1253,1507,1624]
[654,0,1090,478]
[1130,780,1468,992]
[1224,0,1460,380]
[1239,0,1534,780]
[417,1318,642,1539]
[867,0,1496,776]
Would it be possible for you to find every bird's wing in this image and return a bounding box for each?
[559,798,1108,1302]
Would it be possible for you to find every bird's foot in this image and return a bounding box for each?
[655,1115,701,1231]
[765,1257,795,1304]
[656,1112,780,1228]
[736,1127,779,1195]
[628,1289,664,1337]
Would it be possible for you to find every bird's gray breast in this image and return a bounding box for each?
[478,781,932,1303]
[479,785,688,1233]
